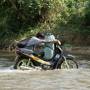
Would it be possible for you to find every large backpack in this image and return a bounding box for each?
[43,33,56,60]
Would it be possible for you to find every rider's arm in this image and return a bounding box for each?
[42,39,61,45]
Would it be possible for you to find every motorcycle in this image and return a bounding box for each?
[13,40,78,70]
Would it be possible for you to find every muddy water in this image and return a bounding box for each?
[0,52,90,90]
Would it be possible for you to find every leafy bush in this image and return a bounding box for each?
[0,0,90,48]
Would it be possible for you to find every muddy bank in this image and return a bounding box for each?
[0,50,15,58]
[64,46,90,55]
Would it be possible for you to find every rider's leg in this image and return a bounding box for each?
[20,48,34,54]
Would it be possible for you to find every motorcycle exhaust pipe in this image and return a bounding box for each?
[20,66,42,70]
[20,66,34,70]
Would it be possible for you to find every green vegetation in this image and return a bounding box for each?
[0,0,90,49]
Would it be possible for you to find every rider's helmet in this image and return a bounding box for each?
[36,32,45,39]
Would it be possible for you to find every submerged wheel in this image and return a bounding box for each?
[60,59,78,69]
[57,58,78,69]
[13,56,31,69]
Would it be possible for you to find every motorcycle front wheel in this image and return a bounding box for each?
[57,57,78,69]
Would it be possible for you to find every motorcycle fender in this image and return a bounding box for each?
[66,54,75,60]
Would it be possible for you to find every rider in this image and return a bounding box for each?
[20,32,45,54]
[21,32,61,60]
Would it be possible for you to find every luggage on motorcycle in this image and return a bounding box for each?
[43,33,56,60]
[17,38,30,48]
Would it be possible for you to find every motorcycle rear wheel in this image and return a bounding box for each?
[13,56,31,69]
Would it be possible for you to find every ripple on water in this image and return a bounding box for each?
[0,54,90,90]
[0,69,90,90]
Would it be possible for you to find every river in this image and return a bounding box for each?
[0,51,90,90]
